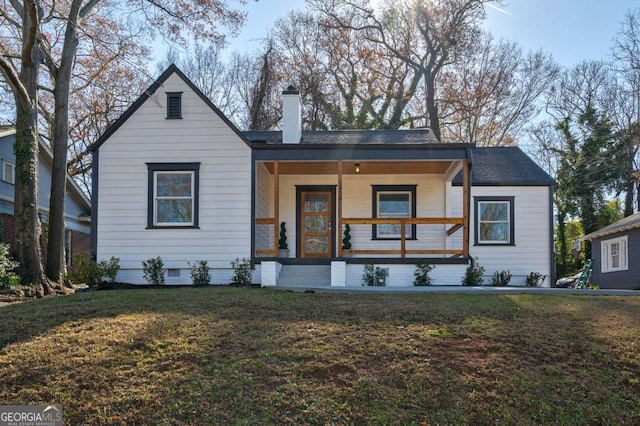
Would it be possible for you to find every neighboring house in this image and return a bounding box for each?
[91,65,555,287]
[583,213,640,290]
[0,126,91,266]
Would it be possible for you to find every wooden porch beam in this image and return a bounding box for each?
[463,158,470,257]
[338,161,343,258]
[273,161,279,257]
[342,217,464,225]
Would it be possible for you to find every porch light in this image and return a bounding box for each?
[355,163,361,174]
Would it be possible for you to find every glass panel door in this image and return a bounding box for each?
[300,191,332,258]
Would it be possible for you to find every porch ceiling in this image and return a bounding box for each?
[262,160,454,175]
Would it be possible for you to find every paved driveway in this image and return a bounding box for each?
[273,285,639,296]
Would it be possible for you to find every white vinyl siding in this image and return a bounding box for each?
[452,186,552,287]
[96,72,252,284]
[601,235,628,273]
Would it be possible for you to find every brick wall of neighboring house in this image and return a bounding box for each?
[1,213,15,247]
[0,213,90,267]
[71,230,91,260]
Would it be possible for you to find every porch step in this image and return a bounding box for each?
[277,265,331,287]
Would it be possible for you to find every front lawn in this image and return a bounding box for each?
[0,288,638,425]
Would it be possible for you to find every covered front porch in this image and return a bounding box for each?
[251,143,473,286]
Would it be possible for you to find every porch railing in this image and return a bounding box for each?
[340,217,465,258]
[255,217,467,258]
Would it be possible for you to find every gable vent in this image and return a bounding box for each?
[166,92,182,119]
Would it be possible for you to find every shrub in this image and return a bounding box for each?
[69,253,120,287]
[413,261,434,286]
[278,222,288,250]
[143,257,165,284]
[342,224,352,250]
[0,243,19,289]
[68,252,101,286]
[462,258,485,286]
[491,270,512,287]
[231,258,253,285]
[362,263,385,286]
[99,257,121,284]
[526,272,546,287]
[189,260,211,286]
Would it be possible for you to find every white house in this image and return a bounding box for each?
[91,65,556,287]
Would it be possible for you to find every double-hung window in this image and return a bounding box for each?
[147,163,200,228]
[475,196,514,245]
[372,185,417,239]
[601,235,628,273]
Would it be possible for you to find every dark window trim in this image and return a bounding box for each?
[166,92,183,119]
[474,196,515,246]
[147,163,200,229]
[372,185,417,240]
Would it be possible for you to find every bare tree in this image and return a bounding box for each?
[314,0,498,140]
[438,33,558,145]
[1,0,248,290]
[0,0,53,295]
[613,8,640,214]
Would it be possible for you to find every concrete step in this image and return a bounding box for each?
[277,264,331,287]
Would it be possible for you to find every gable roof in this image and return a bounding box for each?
[583,212,640,241]
[453,146,556,186]
[90,64,250,151]
[244,129,441,145]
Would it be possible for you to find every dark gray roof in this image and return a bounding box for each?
[243,129,440,145]
[583,212,640,240]
[453,147,556,186]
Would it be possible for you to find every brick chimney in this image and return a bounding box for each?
[282,85,301,144]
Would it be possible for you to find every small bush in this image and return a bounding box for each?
[413,261,434,286]
[0,243,19,289]
[189,260,211,286]
[491,270,512,287]
[68,252,101,287]
[99,257,121,284]
[462,258,485,286]
[362,263,385,286]
[231,258,253,285]
[143,257,165,284]
[68,253,121,287]
[526,272,546,287]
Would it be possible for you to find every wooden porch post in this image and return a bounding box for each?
[274,161,280,257]
[338,161,343,258]
[401,219,406,258]
[463,159,470,258]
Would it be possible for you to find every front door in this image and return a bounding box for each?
[298,188,335,258]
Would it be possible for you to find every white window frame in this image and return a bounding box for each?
[477,200,511,244]
[601,235,628,273]
[2,160,15,185]
[153,171,195,226]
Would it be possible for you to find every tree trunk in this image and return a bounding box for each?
[556,210,568,278]
[46,1,81,282]
[12,0,51,296]
[424,72,441,141]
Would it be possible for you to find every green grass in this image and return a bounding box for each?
[0,288,639,425]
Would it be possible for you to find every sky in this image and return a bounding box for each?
[221,0,640,68]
